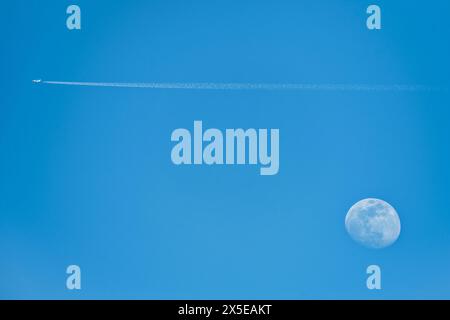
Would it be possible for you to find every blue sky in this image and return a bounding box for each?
[1,0,450,299]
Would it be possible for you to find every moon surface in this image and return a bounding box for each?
[345,198,401,249]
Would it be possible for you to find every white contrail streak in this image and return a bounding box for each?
[33,80,447,92]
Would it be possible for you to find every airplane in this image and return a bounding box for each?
[32,79,42,83]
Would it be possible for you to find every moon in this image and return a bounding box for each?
[345,198,401,249]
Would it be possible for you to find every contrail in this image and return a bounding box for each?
[32,80,447,92]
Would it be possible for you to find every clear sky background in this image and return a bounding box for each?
[1,0,450,299]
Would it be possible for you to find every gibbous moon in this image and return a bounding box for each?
[345,198,401,249]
